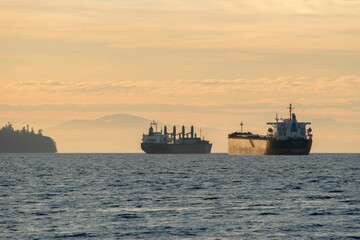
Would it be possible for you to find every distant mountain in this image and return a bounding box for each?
[57,114,150,128]
[46,113,227,153]
[46,114,152,153]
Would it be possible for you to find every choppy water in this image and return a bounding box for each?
[0,154,359,239]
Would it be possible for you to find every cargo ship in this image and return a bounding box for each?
[228,104,312,155]
[141,121,212,154]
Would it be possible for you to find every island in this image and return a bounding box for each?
[0,123,57,153]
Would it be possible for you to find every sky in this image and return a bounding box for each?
[1,0,359,152]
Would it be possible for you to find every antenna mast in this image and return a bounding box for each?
[289,104,293,119]
[151,120,158,132]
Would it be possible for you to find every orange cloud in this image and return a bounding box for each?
[2,76,359,107]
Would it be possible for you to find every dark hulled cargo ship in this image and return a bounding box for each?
[141,121,212,154]
[228,104,312,155]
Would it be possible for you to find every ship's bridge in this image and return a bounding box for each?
[142,132,170,144]
[142,121,173,144]
[267,106,312,140]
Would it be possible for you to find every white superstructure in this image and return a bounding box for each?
[266,104,312,140]
[142,121,172,144]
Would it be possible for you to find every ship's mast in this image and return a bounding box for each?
[289,104,293,119]
[240,121,243,133]
[151,120,158,132]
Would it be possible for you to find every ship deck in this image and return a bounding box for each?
[228,132,267,140]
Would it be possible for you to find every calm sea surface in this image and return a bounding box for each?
[0,154,359,239]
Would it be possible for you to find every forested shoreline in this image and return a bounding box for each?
[0,123,57,153]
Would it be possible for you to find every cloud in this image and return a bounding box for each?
[213,0,360,14]
[2,76,359,108]
[5,76,360,95]
[1,0,359,52]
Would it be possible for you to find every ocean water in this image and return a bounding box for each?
[0,154,359,239]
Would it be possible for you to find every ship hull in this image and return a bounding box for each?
[141,142,212,154]
[265,139,312,155]
[228,137,312,155]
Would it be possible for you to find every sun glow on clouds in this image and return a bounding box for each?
[2,76,359,108]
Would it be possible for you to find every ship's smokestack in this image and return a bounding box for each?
[164,126,167,135]
[191,125,194,138]
[182,125,185,139]
[173,126,176,142]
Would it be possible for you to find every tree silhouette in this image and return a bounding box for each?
[0,123,57,153]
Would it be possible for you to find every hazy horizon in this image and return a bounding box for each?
[1,0,359,153]
[0,111,355,153]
